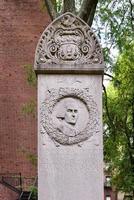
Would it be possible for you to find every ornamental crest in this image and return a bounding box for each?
[35,12,103,66]
[41,88,100,146]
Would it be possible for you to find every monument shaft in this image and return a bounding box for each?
[35,13,104,200]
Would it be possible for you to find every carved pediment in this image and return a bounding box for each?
[35,12,104,67]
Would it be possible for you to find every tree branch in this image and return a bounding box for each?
[78,0,91,19]
[131,96,134,146]
[123,107,134,171]
[63,0,75,13]
[103,84,115,132]
[87,1,98,26]
[104,73,121,87]
[128,0,134,30]
[78,0,98,25]
[44,0,57,20]
[104,73,115,80]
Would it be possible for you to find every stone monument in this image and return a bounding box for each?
[34,12,104,200]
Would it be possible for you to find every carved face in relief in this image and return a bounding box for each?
[41,88,99,145]
[56,98,79,137]
[64,101,79,125]
[56,98,79,126]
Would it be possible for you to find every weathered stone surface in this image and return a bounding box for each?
[39,149,103,200]
[38,75,103,200]
[35,12,104,74]
[35,12,104,200]
[41,87,100,145]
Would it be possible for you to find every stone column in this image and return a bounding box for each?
[34,12,104,200]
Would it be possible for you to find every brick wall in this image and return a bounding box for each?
[0,0,50,180]
[0,184,19,200]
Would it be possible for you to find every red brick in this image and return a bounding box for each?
[0,184,19,200]
[0,0,50,198]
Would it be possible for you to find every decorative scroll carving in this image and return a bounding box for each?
[35,12,104,66]
[41,88,100,145]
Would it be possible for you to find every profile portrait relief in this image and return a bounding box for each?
[41,88,99,145]
[56,98,79,137]
[52,97,89,139]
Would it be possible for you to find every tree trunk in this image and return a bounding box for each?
[44,0,57,20]
[44,0,98,26]
[63,0,75,13]
[78,0,98,26]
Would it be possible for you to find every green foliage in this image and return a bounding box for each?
[21,99,36,117]
[24,64,37,87]
[30,186,38,200]
[20,148,37,167]
[94,0,134,68]
[26,153,37,167]
[40,0,133,69]
[104,42,134,194]
[56,0,63,13]
[39,0,46,12]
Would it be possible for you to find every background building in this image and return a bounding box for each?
[0,1,50,199]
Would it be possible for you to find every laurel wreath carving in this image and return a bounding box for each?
[41,87,100,145]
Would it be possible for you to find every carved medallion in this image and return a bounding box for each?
[35,12,104,66]
[41,88,100,145]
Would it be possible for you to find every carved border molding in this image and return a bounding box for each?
[35,12,104,68]
[41,87,100,146]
